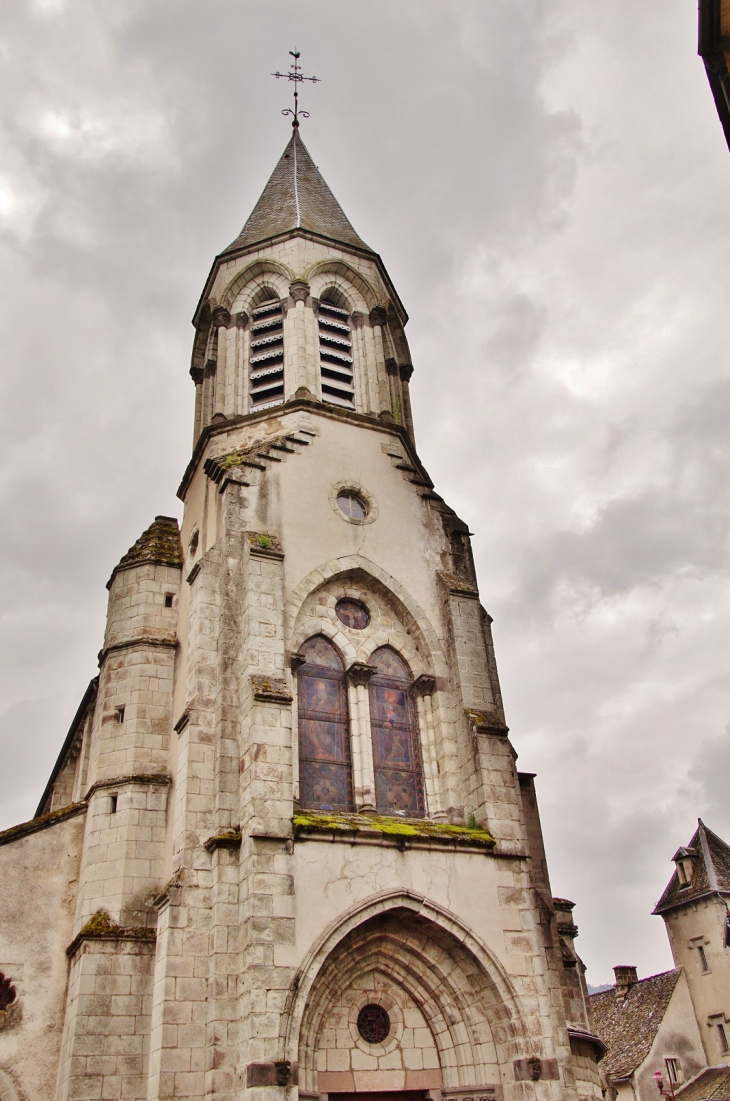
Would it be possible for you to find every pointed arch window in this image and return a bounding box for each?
[318,297,354,409]
[297,636,354,812]
[249,288,285,411]
[368,647,425,818]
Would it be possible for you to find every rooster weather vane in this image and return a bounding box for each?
[272,50,319,127]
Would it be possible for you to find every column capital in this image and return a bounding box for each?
[289,281,310,303]
[347,661,378,686]
[399,363,414,382]
[211,306,231,328]
[189,366,204,384]
[236,310,249,329]
[369,306,388,327]
[351,311,365,329]
[385,357,399,377]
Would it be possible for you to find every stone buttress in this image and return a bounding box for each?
[0,126,605,1101]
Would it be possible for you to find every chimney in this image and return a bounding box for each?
[613,965,638,998]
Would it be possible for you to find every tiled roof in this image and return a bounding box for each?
[676,1065,730,1101]
[222,128,372,255]
[654,820,730,914]
[589,969,682,1080]
[107,515,182,587]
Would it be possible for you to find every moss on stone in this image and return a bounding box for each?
[292,811,494,847]
[79,911,125,938]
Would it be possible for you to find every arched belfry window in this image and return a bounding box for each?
[249,287,284,411]
[368,647,425,818]
[297,636,354,812]
[318,295,354,409]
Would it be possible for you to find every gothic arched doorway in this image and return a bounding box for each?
[294,905,522,1095]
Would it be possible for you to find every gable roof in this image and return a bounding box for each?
[653,820,730,914]
[589,969,682,1080]
[222,128,372,256]
[677,1065,730,1101]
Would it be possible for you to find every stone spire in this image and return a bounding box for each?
[222,128,372,255]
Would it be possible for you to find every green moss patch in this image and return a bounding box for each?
[292,811,494,848]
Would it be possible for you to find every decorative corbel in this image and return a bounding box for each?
[346,662,378,686]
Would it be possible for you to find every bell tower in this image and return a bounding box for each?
[0,107,606,1101]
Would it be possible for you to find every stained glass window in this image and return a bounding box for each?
[368,647,425,818]
[335,598,370,630]
[297,636,354,813]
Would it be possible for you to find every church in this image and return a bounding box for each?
[0,110,606,1101]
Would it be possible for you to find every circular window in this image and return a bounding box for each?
[336,491,368,521]
[357,1004,390,1045]
[336,598,370,630]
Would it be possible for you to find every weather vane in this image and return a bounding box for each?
[272,50,319,127]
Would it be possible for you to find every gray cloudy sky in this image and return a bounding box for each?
[1,0,729,985]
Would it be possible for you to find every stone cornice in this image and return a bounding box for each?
[98,635,178,666]
[66,911,156,959]
[0,801,87,848]
[85,774,172,800]
[178,398,433,502]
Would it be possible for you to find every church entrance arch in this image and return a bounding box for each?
[293,902,525,1095]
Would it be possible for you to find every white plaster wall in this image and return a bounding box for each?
[0,814,85,1101]
[290,839,533,982]
[664,902,730,1064]
[634,972,706,1100]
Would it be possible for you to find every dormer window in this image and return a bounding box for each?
[318,300,354,408]
[250,297,284,411]
[673,846,697,887]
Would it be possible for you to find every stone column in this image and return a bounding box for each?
[190,366,204,446]
[350,311,368,413]
[211,307,231,421]
[412,674,439,816]
[346,662,377,810]
[289,281,310,399]
[399,363,415,443]
[385,358,403,425]
[235,310,249,417]
[369,306,391,418]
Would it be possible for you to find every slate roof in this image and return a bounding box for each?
[653,820,730,914]
[589,969,682,1080]
[107,515,183,588]
[677,1066,730,1101]
[222,128,372,255]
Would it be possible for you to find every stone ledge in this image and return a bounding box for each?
[204,829,242,852]
[66,911,156,959]
[251,675,293,704]
[292,811,495,851]
[0,801,87,848]
[85,773,172,799]
[465,708,509,736]
[98,634,178,666]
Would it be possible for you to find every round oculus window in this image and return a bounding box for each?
[335,598,370,630]
[357,1003,390,1045]
[336,491,368,521]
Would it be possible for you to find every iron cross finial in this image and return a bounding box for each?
[272,50,320,127]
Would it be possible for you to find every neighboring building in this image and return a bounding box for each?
[677,1064,730,1101]
[654,821,730,1069]
[0,124,605,1101]
[591,967,705,1101]
[591,821,730,1101]
[698,0,730,150]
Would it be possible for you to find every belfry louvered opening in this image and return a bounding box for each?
[250,298,285,410]
[318,300,354,408]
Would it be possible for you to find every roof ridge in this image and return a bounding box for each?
[698,818,720,892]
